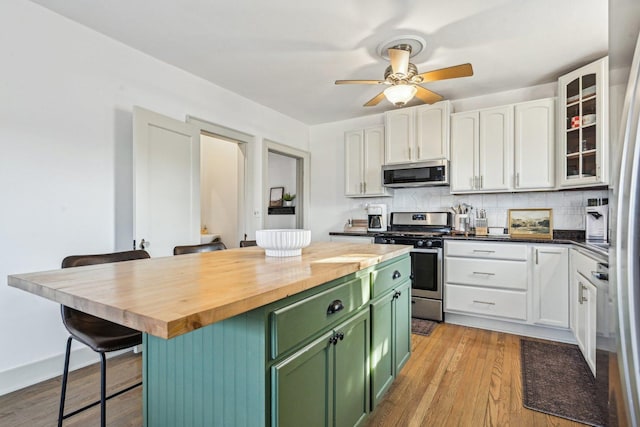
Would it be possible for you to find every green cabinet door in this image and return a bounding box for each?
[271,309,370,427]
[334,309,370,427]
[370,281,412,409]
[370,291,394,408]
[394,281,411,374]
[271,330,334,427]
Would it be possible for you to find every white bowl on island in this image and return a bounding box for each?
[255,229,312,257]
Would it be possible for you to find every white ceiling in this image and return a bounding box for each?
[29,0,615,125]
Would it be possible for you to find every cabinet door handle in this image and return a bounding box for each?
[392,270,402,280]
[363,182,367,193]
[392,290,402,300]
[535,249,538,264]
[327,300,344,315]
[417,146,421,159]
[336,331,345,341]
[480,175,483,189]
[516,172,520,187]
[409,147,412,159]
[473,300,496,305]
[472,271,495,276]
[578,282,587,304]
[591,271,608,281]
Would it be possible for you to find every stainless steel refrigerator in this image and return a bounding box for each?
[612,30,640,426]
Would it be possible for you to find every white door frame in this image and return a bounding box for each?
[186,116,254,244]
[263,140,310,229]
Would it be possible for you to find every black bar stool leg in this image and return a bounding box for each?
[58,337,73,427]
[100,352,106,427]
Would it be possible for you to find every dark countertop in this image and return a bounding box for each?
[329,230,609,259]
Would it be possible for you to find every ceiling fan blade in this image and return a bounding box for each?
[389,48,410,76]
[363,91,386,107]
[335,79,385,85]
[414,86,444,104]
[417,63,474,83]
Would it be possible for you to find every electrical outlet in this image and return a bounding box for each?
[254,210,261,217]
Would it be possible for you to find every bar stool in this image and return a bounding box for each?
[58,249,150,427]
[239,233,257,247]
[173,240,227,255]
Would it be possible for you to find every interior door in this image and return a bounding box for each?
[133,106,200,257]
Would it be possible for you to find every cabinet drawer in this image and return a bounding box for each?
[270,275,369,359]
[445,258,527,290]
[445,284,527,320]
[571,248,603,278]
[371,256,411,298]
[445,240,527,260]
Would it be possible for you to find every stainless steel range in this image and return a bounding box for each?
[374,211,452,322]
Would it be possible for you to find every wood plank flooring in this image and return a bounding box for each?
[0,324,588,426]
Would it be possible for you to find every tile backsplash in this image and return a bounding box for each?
[353,187,609,231]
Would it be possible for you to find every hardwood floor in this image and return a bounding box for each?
[365,323,586,427]
[0,351,142,427]
[0,324,587,426]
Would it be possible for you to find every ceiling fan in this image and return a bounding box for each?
[335,44,473,107]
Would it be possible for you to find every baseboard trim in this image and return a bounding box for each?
[0,346,131,396]
[445,313,577,344]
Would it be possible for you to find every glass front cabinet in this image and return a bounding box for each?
[557,57,609,188]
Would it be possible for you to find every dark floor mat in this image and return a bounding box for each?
[521,339,605,426]
[411,318,438,336]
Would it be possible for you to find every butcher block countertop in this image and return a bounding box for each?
[8,242,410,339]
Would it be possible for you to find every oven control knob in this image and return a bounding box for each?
[416,240,424,247]
[426,240,433,247]
[389,239,395,244]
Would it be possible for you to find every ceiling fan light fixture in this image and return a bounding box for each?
[384,84,417,106]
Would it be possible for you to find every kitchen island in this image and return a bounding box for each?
[8,242,412,427]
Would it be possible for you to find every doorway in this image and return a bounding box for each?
[263,140,310,230]
[200,133,245,248]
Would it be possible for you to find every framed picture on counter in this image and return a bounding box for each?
[508,208,553,239]
[269,186,284,207]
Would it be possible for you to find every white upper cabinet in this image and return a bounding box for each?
[451,98,555,193]
[345,126,389,197]
[450,112,478,192]
[514,98,555,190]
[385,101,451,164]
[450,105,513,193]
[557,57,609,188]
[415,102,451,161]
[479,106,513,191]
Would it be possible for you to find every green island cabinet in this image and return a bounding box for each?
[143,254,411,427]
[370,256,412,408]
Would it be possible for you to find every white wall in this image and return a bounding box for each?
[201,135,240,248]
[0,0,308,394]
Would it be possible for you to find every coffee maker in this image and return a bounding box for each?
[586,201,608,242]
[367,204,387,232]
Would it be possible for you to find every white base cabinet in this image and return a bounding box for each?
[569,248,605,376]
[444,241,570,331]
[531,246,569,328]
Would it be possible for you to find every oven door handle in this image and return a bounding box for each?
[411,248,442,254]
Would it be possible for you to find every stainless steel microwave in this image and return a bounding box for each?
[382,160,449,188]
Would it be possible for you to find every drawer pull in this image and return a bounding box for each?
[473,300,496,305]
[473,250,495,253]
[472,271,495,276]
[392,270,402,280]
[327,300,344,315]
